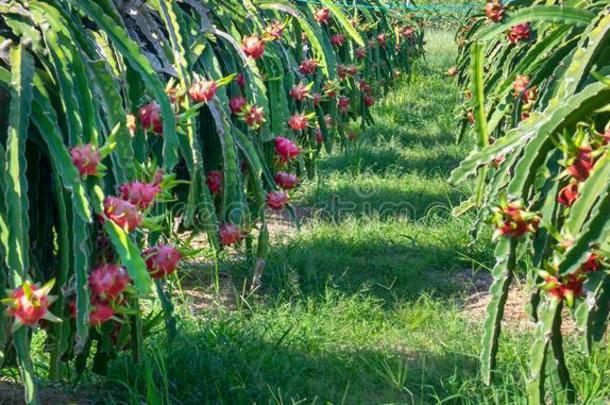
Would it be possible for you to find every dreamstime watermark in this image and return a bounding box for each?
[168,181,455,231]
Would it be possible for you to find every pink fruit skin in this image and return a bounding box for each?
[89,300,115,326]
[139,102,163,134]
[70,144,101,177]
[289,84,309,101]
[119,181,161,209]
[274,172,298,190]
[103,197,142,232]
[288,114,308,131]
[143,244,181,279]
[242,35,266,59]
[267,191,289,210]
[229,97,247,114]
[189,80,218,103]
[299,59,319,75]
[219,224,242,246]
[7,285,50,325]
[88,264,130,299]
[274,137,300,163]
[207,170,223,195]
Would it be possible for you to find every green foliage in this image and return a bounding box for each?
[0,0,424,402]
[452,1,610,402]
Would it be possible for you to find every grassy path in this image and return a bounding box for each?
[106,32,610,404]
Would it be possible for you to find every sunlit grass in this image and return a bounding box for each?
[97,31,610,404]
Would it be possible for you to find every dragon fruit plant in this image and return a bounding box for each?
[451,1,610,402]
[0,0,424,402]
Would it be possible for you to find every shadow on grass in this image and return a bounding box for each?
[257,219,492,303]
[317,144,465,178]
[106,319,481,405]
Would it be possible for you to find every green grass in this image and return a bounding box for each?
[97,31,610,404]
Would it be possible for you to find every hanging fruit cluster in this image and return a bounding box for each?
[450,1,610,403]
[0,0,424,402]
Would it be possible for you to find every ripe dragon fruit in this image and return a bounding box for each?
[581,253,602,274]
[507,23,531,44]
[2,280,59,329]
[493,202,540,239]
[88,264,130,299]
[189,79,218,103]
[89,299,115,327]
[274,137,300,163]
[143,244,181,279]
[402,27,414,37]
[314,7,330,23]
[377,34,387,49]
[265,21,284,40]
[288,114,308,131]
[355,47,367,60]
[364,95,376,108]
[557,181,579,207]
[70,144,102,177]
[337,96,350,114]
[289,83,309,101]
[103,197,142,232]
[229,96,247,114]
[330,34,345,47]
[274,172,299,190]
[237,73,246,88]
[485,0,505,22]
[243,105,265,129]
[347,131,358,141]
[512,75,530,97]
[119,181,161,209]
[359,79,372,95]
[542,273,583,306]
[219,223,243,246]
[299,59,319,75]
[139,102,163,134]
[267,190,289,210]
[312,93,322,107]
[242,35,265,59]
[315,128,324,145]
[567,146,595,181]
[207,170,223,195]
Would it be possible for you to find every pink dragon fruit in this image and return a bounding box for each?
[299,59,319,75]
[331,34,345,47]
[103,197,142,232]
[267,191,289,210]
[89,299,115,326]
[289,84,309,101]
[189,79,218,103]
[139,102,163,134]
[88,264,130,299]
[288,113,308,131]
[355,47,367,60]
[364,95,376,108]
[314,7,330,23]
[143,244,181,279]
[3,280,59,328]
[274,137,300,163]
[274,172,299,190]
[119,181,161,209]
[219,223,243,246]
[242,35,266,59]
[485,0,505,22]
[229,96,247,114]
[243,105,265,129]
[338,96,350,114]
[507,23,531,44]
[207,170,223,195]
[70,144,102,177]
